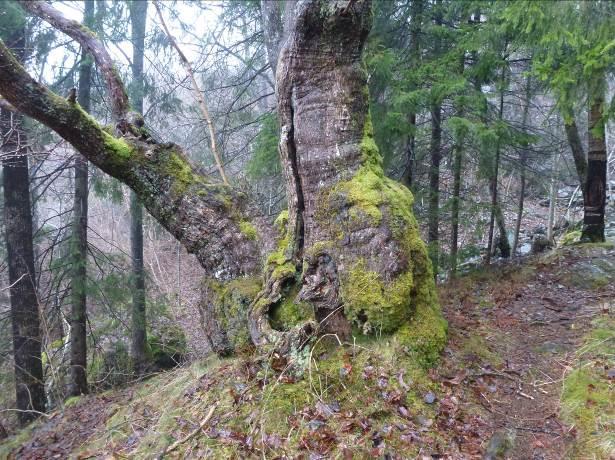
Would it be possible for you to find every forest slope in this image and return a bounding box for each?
[1,243,613,459]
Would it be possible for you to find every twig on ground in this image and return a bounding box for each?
[157,402,218,458]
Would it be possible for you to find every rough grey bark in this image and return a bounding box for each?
[67,0,94,398]
[129,0,148,375]
[1,26,45,423]
[260,0,285,74]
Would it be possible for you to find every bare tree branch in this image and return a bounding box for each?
[20,0,130,121]
[153,0,229,185]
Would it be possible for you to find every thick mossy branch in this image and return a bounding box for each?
[0,39,262,277]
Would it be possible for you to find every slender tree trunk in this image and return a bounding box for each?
[67,0,94,398]
[450,53,466,277]
[582,72,607,242]
[486,63,509,263]
[129,0,148,374]
[427,3,442,278]
[495,198,510,257]
[428,104,441,276]
[512,170,526,254]
[400,0,423,189]
[547,158,558,242]
[512,71,532,255]
[260,0,284,74]
[153,1,228,185]
[1,26,45,424]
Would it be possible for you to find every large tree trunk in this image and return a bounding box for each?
[248,0,445,363]
[1,26,45,423]
[67,0,94,398]
[582,72,607,242]
[129,0,148,376]
[1,0,445,364]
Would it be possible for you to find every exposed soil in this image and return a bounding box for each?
[2,244,613,459]
[437,244,615,459]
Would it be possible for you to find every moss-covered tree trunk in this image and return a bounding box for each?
[0,0,445,364]
[247,0,446,364]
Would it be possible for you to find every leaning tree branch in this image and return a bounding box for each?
[20,0,130,121]
[153,0,229,185]
[0,39,262,278]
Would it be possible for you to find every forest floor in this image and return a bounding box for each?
[1,243,613,459]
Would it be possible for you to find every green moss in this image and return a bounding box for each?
[102,132,133,169]
[265,220,297,281]
[205,277,263,350]
[0,422,39,459]
[316,113,446,364]
[560,317,614,458]
[50,338,64,349]
[261,379,311,423]
[147,324,187,369]
[341,260,413,334]
[560,229,582,246]
[270,285,314,330]
[239,220,258,240]
[64,395,82,408]
[394,284,448,367]
[457,334,503,367]
[274,210,289,231]
[163,151,199,195]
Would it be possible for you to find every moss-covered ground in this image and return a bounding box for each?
[3,243,614,458]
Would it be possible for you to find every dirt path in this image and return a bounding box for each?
[438,245,615,459]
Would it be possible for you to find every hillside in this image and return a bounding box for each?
[1,243,613,459]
